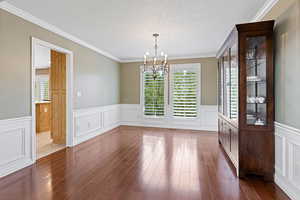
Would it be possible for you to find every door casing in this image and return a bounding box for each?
[31,37,74,161]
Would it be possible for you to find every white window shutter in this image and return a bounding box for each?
[171,64,200,118]
[143,71,165,116]
[36,75,50,101]
[39,79,49,100]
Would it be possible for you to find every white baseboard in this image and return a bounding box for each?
[73,104,121,145]
[74,122,120,145]
[119,121,216,131]
[274,122,300,200]
[275,174,300,200]
[0,116,34,178]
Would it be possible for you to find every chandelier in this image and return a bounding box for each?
[143,33,169,79]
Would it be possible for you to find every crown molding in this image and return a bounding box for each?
[216,0,278,55]
[120,52,217,63]
[252,0,279,22]
[169,53,217,60]
[0,1,121,62]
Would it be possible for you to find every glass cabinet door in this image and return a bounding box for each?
[245,36,267,126]
[223,50,230,118]
[218,60,224,114]
[230,43,238,121]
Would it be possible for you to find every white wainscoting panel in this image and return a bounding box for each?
[0,116,34,178]
[120,104,218,131]
[275,122,300,200]
[73,104,120,145]
[103,108,120,128]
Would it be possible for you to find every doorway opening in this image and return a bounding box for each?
[31,38,74,160]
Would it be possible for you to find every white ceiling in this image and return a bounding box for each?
[7,0,268,62]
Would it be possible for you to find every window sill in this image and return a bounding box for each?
[172,116,199,121]
[142,115,165,119]
[142,115,200,121]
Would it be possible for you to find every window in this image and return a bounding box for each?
[171,64,200,118]
[141,63,200,119]
[143,71,165,117]
[35,75,50,101]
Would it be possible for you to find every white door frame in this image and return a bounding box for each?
[31,37,74,161]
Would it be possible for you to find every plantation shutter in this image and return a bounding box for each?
[143,71,165,116]
[171,64,199,118]
[39,79,50,100]
[36,75,50,101]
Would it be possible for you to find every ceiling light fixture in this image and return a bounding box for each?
[143,33,168,79]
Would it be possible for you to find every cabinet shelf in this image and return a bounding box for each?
[246,63,265,71]
[246,57,266,61]
[247,102,266,104]
[247,80,266,85]
[247,112,265,116]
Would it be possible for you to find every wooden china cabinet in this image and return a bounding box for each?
[217,20,275,181]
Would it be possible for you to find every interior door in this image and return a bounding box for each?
[50,50,66,145]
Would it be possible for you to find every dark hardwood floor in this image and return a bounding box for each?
[0,126,290,200]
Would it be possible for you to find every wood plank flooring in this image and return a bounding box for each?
[0,126,290,200]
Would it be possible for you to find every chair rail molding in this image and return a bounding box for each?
[0,116,34,178]
[274,122,300,200]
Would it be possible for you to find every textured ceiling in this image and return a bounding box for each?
[7,0,268,61]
